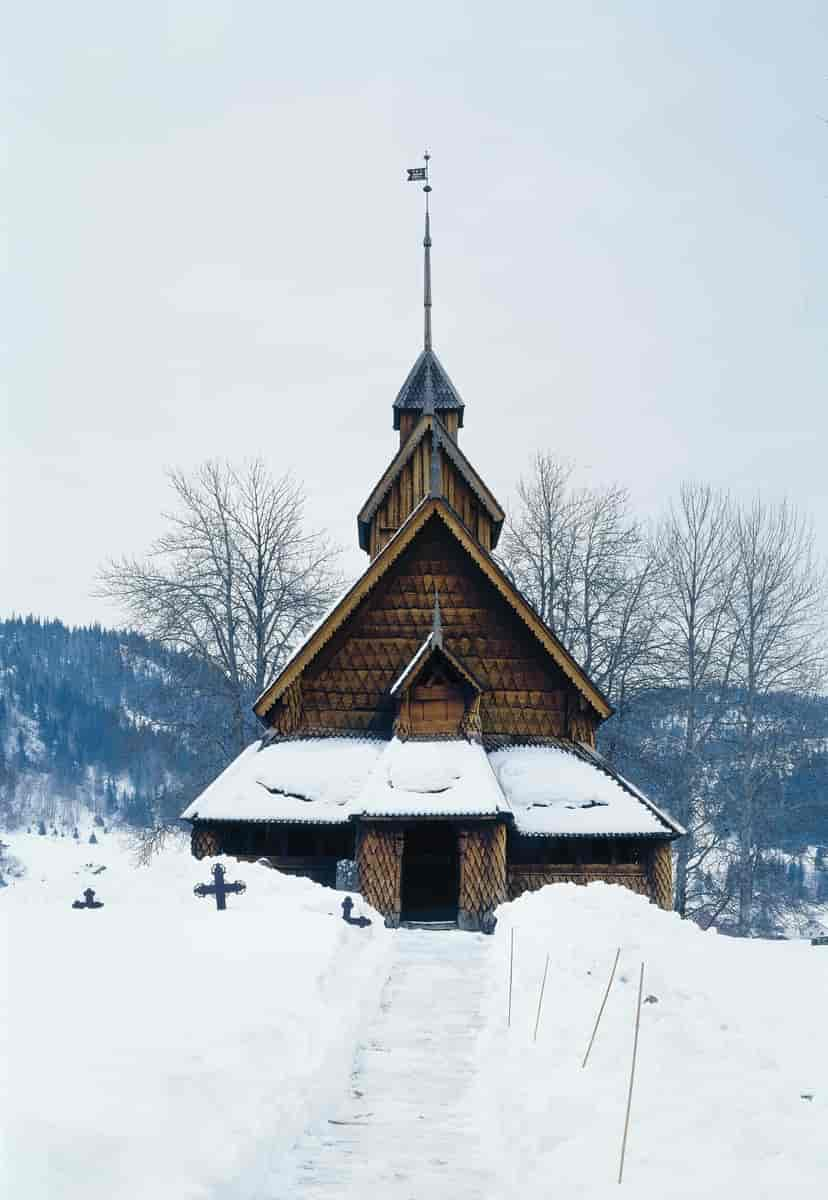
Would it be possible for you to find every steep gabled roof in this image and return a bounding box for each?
[392,348,464,428]
[390,632,483,698]
[357,413,504,551]
[254,498,613,722]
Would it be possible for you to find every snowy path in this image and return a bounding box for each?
[273,930,497,1200]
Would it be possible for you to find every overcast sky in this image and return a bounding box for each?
[4,1,827,629]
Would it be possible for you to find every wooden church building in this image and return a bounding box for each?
[182,166,683,929]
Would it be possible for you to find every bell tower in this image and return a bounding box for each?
[393,153,465,444]
[357,153,504,559]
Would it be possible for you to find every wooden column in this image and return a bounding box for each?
[457,822,507,931]
[357,824,404,927]
[191,824,220,860]
[647,841,674,911]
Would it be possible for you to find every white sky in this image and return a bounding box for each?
[3,1,827,628]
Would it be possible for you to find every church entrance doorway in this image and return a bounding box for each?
[400,822,459,923]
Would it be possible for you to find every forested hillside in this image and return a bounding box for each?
[603,687,828,933]
[0,616,226,830]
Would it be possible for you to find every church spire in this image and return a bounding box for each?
[423,153,432,351]
[407,151,432,351]
[395,154,464,440]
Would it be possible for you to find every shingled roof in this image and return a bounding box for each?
[392,348,465,429]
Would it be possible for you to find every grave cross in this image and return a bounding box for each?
[72,887,103,909]
[193,862,246,911]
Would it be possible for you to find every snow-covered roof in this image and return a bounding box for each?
[180,737,386,824]
[489,744,681,837]
[358,738,507,819]
[389,634,435,696]
[182,735,681,837]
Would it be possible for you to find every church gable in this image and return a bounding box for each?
[257,504,610,740]
[358,414,504,557]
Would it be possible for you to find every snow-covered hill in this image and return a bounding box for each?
[2,835,826,1198]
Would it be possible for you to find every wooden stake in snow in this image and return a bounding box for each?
[582,947,621,1068]
[618,962,645,1184]
[507,927,515,1028]
[533,952,550,1043]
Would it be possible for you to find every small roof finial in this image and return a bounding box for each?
[431,585,443,647]
[407,151,432,351]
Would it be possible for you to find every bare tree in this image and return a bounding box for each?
[723,498,826,934]
[500,453,660,713]
[653,483,737,916]
[98,460,341,759]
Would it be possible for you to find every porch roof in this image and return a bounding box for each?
[182,735,682,837]
[489,744,684,838]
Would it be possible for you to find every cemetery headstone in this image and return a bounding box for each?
[335,859,359,891]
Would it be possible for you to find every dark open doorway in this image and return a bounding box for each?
[401,822,459,923]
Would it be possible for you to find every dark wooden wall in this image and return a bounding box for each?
[398,409,459,445]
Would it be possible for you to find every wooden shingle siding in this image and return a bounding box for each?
[295,519,586,739]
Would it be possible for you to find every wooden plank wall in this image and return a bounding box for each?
[398,409,459,445]
[507,864,651,901]
[507,840,674,910]
[296,515,583,738]
[370,437,492,557]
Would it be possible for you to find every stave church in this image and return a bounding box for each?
[181,162,683,930]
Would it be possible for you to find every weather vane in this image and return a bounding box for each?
[407,151,433,351]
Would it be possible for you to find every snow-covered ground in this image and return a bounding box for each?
[2,834,827,1198]
[486,886,828,1197]
[1,831,391,1200]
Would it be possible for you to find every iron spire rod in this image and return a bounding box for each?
[423,151,432,351]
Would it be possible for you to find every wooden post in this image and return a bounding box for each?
[507,927,515,1028]
[618,962,645,1184]
[582,947,621,1069]
[533,952,550,1043]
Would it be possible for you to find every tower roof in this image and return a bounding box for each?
[392,348,465,429]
